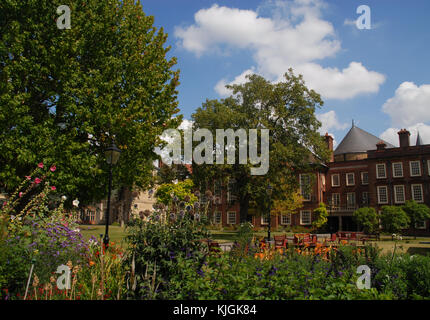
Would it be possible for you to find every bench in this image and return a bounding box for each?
[274,235,288,249]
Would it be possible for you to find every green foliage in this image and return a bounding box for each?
[0,0,181,205]
[353,207,380,234]
[155,179,197,205]
[312,203,328,229]
[191,69,330,221]
[402,200,430,229]
[380,206,410,234]
[124,212,210,299]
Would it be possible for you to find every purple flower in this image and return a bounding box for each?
[197,269,205,277]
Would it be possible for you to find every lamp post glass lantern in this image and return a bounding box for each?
[104,141,121,248]
[266,184,273,242]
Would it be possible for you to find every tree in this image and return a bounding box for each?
[0,0,181,207]
[191,70,330,222]
[312,203,328,230]
[155,179,197,207]
[380,206,410,235]
[402,200,430,238]
[353,207,379,234]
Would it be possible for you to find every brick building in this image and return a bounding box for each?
[204,124,430,235]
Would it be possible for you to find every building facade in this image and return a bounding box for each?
[204,125,430,235]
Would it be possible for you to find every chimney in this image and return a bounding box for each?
[398,129,411,148]
[324,133,334,162]
[376,141,386,151]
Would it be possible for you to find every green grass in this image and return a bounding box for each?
[79,225,127,247]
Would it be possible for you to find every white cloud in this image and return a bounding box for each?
[379,123,430,147]
[316,110,348,134]
[175,0,385,100]
[215,68,255,96]
[382,82,430,127]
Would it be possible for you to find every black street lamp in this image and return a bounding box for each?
[266,184,273,243]
[104,141,121,249]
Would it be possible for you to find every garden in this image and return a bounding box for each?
[1,165,430,300]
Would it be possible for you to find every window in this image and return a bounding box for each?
[88,210,95,222]
[394,185,405,204]
[376,164,387,179]
[261,215,270,225]
[362,192,369,205]
[331,174,340,187]
[213,211,222,224]
[331,193,340,211]
[377,186,388,204]
[361,172,369,185]
[392,162,403,178]
[410,161,421,177]
[428,160,430,176]
[227,178,237,204]
[214,180,222,197]
[300,210,311,225]
[299,174,311,201]
[347,193,356,208]
[346,173,355,186]
[415,220,426,229]
[227,212,237,224]
[281,213,291,225]
[411,184,424,202]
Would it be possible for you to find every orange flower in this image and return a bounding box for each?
[89,261,95,267]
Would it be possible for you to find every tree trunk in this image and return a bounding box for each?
[239,193,250,223]
[119,187,133,226]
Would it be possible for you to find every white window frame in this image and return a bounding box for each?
[362,192,369,205]
[427,160,430,176]
[331,174,340,187]
[361,172,369,185]
[300,210,312,225]
[346,173,355,186]
[377,186,388,204]
[411,184,424,203]
[415,220,426,229]
[281,213,292,225]
[410,161,421,177]
[261,215,270,225]
[346,192,356,208]
[394,185,405,204]
[392,162,404,178]
[213,211,222,224]
[227,178,237,203]
[331,193,340,211]
[376,164,387,179]
[299,174,311,201]
[227,211,237,225]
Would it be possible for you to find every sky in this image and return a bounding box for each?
[140,0,430,149]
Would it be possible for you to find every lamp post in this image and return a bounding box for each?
[104,141,121,249]
[266,184,273,243]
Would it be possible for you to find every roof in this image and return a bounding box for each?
[416,131,423,146]
[334,124,395,156]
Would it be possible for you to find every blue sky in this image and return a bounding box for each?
[140,0,430,148]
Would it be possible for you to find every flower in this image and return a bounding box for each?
[89,261,95,267]
[34,178,41,184]
[50,165,56,172]
[61,195,67,201]
[19,192,23,197]
[72,199,79,207]
[25,176,31,180]
[37,162,44,168]
[51,186,56,191]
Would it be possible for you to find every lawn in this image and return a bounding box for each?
[79,224,430,256]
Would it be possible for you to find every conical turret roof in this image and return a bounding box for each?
[416,131,423,146]
[334,124,395,155]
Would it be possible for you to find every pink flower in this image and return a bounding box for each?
[2,201,6,206]
[25,176,31,180]
[37,162,44,169]
[34,178,41,184]
[19,192,23,197]
[51,186,56,191]
[50,165,56,172]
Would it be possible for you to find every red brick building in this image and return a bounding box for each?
[205,124,430,235]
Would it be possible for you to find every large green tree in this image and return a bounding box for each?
[402,200,430,238]
[353,207,379,234]
[0,0,181,205]
[380,205,410,235]
[191,70,330,222]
